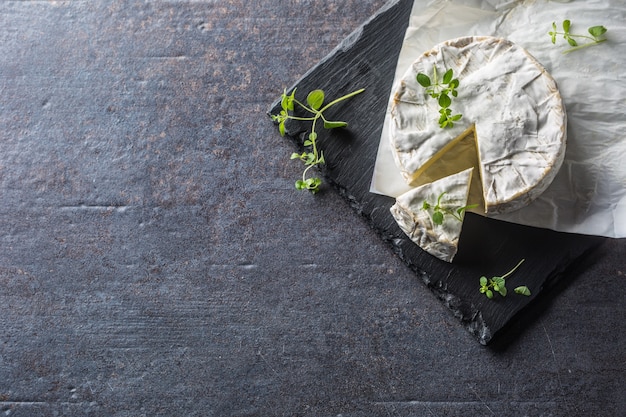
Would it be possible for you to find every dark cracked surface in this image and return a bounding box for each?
[1,1,625,416]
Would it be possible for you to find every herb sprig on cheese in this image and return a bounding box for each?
[416,66,462,129]
[422,191,477,225]
[272,87,364,193]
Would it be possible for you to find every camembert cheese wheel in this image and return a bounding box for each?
[390,167,474,262]
[389,36,566,215]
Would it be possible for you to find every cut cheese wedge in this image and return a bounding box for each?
[389,36,567,215]
[390,167,474,263]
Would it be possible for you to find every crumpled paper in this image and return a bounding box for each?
[370,0,626,238]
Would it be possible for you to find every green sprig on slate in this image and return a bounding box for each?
[416,66,462,128]
[479,259,531,299]
[422,192,477,225]
[272,88,364,194]
[549,20,608,53]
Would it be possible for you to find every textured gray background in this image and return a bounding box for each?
[0,1,624,416]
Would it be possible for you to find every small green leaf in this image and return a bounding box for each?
[432,211,444,225]
[281,94,289,111]
[567,37,578,47]
[282,89,296,111]
[588,25,607,38]
[324,120,348,129]
[295,180,305,190]
[306,89,324,110]
[416,73,431,88]
[486,290,493,299]
[422,201,431,210]
[290,152,300,160]
[514,286,531,296]
[309,131,317,141]
[304,177,322,193]
[442,68,453,84]
[550,31,556,44]
[303,140,313,146]
[492,277,506,296]
[438,93,451,108]
[279,120,286,136]
[562,19,571,33]
[480,276,488,286]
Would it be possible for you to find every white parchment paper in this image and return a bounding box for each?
[371,0,626,238]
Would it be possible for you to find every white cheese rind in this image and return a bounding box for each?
[389,36,567,215]
[390,167,473,262]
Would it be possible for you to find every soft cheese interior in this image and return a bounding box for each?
[390,36,566,215]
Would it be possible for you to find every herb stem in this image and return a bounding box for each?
[291,99,317,115]
[501,258,525,279]
[562,38,607,53]
[287,115,317,121]
[302,163,315,182]
[319,88,365,113]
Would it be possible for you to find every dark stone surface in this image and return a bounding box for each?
[0,0,624,416]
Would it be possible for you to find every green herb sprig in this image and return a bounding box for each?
[422,192,477,225]
[416,66,462,128]
[479,259,531,299]
[272,88,364,194]
[549,20,608,53]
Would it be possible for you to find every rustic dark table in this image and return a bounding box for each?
[1,1,624,416]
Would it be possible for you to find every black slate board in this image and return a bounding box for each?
[268,0,605,345]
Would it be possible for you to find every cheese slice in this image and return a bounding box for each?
[389,36,567,215]
[390,167,474,262]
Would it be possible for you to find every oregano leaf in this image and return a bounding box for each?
[416,73,431,88]
[432,211,444,225]
[588,25,607,38]
[563,19,571,33]
[306,89,325,110]
[279,120,286,136]
[323,120,348,129]
[438,93,451,109]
